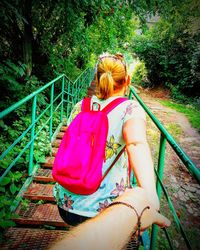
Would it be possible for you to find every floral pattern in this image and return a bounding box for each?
[121,103,139,121]
[62,194,74,210]
[97,199,109,213]
[106,135,121,159]
[110,178,125,196]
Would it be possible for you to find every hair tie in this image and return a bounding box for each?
[107,71,112,77]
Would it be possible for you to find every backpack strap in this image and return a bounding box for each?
[102,146,126,181]
[102,146,132,187]
[102,97,128,114]
[82,97,128,113]
[81,98,91,111]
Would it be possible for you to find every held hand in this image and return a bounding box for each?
[115,187,170,231]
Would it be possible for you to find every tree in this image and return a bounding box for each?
[131,0,200,98]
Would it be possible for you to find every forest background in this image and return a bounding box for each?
[0,0,199,230]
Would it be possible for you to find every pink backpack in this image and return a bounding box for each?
[52,97,128,195]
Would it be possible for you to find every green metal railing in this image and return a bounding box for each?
[0,68,94,210]
[129,86,200,250]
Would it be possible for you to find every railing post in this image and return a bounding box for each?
[150,133,167,249]
[60,77,65,122]
[49,83,54,140]
[29,95,37,176]
[66,80,70,118]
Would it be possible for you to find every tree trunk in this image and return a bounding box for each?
[23,0,33,76]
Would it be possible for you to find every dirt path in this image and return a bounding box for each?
[137,88,200,249]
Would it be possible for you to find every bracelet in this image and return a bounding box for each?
[107,201,150,246]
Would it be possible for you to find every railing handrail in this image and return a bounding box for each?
[0,74,66,119]
[129,86,200,184]
[0,69,93,120]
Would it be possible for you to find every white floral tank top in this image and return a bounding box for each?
[53,95,146,217]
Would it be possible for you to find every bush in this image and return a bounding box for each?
[131,60,148,86]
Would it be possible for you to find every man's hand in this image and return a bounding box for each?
[115,187,170,231]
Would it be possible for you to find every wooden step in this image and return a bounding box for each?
[52,147,58,157]
[60,126,68,132]
[57,131,65,139]
[14,203,68,227]
[0,227,68,250]
[42,157,55,168]
[34,168,54,182]
[52,139,61,148]
[24,183,54,201]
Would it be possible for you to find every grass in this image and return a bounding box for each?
[159,100,200,132]
[165,123,182,140]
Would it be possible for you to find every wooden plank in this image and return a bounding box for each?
[52,139,61,148]
[24,183,54,201]
[14,203,68,227]
[0,228,69,250]
[52,147,58,157]
[60,126,68,132]
[57,131,65,139]
[34,168,54,182]
[42,157,55,168]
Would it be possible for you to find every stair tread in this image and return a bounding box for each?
[34,168,54,182]
[24,183,54,201]
[57,131,65,139]
[52,139,61,148]
[14,203,67,227]
[52,147,58,157]
[42,156,55,168]
[0,227,68,250]
[60,126,68,132]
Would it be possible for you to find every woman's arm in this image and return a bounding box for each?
[49,188,170,250]
[123,117,160,210]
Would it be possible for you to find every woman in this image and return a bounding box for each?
[54,53,159,225]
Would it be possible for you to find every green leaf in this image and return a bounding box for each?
[0,220,16,228]
[0,186,5,192]
[13,172,23,181]
[10,183,18,195]
[0,177,11,186]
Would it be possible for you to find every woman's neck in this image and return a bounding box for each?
[112,87,125,97]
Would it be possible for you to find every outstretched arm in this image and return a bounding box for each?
[123,117,160,210]
[49,188,170,250]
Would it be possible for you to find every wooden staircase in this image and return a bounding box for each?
[0,126,70,250]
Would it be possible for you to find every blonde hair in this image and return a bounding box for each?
[95,53,127,100]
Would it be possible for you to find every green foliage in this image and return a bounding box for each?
[131,0,200,98]
[131,60,148,86]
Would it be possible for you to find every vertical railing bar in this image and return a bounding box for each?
[28,95,37,176]
[150,133,167,249]
[79,76,81,100]
[67,80,71,118]
[128,90,138,186]
[156,134,167,197]
[155,169,193,249]
[162,228,175,250]
[60,76,65,122]
[49,83,54,140]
